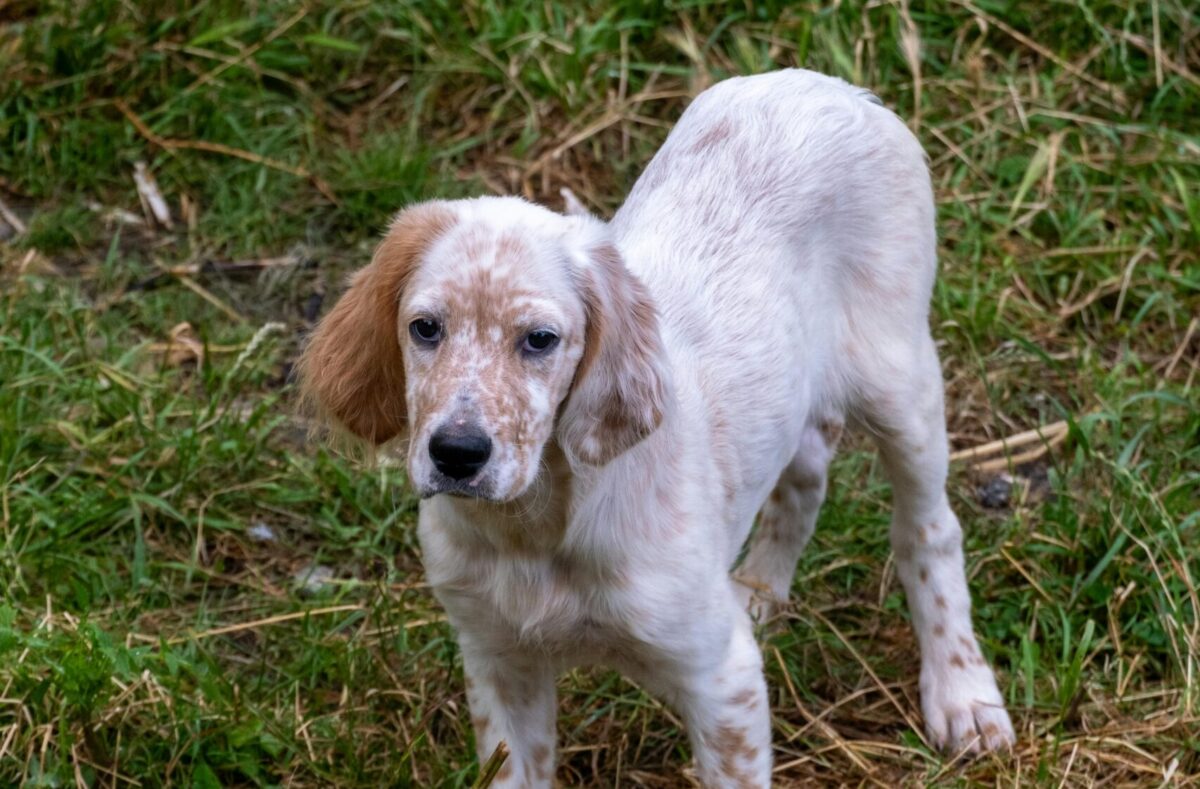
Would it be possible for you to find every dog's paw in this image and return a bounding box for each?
[921,661,1015,754]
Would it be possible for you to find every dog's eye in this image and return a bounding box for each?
[410,318,442,344]
[523,330,559,354]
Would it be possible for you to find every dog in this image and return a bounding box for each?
[299,68,1015,787]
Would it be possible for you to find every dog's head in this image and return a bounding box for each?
[298,197,668,501]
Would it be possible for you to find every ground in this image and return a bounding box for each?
[1,1,1198,786]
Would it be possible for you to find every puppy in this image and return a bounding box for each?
[300,68,1015,787]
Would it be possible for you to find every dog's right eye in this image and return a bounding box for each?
[409,318,442,344]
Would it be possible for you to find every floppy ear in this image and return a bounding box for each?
[557,241,670,465]
[298,202,455,445]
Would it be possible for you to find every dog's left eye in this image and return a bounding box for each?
[410,318,442,344]
[523,330,559,354]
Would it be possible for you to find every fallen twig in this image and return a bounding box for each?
[950,420,1070,471]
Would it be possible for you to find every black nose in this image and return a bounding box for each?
[429,427,492,480]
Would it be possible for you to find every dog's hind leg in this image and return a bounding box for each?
[856,332,1015,753]
[734,417,842,622]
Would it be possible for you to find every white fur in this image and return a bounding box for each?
[382,69,1014,786]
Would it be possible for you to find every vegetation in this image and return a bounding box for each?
[1,0,1196,785]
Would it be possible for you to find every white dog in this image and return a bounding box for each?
[300,69,1015,787]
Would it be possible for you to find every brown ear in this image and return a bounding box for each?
[298,202,455,445]
[558,243,670,465]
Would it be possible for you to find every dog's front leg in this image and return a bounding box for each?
[461,640,557,788]
[636,597,773,788]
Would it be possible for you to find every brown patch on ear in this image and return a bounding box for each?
[298,202,456,445]
[559,242,668,465]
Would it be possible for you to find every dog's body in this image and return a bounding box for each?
[302,69,1014,787]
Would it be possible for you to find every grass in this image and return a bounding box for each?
[1,0,1197,785]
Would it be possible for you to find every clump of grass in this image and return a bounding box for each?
[17,204,98,253]
[1,0,1197,785]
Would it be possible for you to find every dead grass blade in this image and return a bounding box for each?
[472,741,510,788]
[115,100,337,202]
[950,420,1070,471]
[952,0,1126,103]
[130,604,365,646]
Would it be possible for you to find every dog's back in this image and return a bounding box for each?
[612,69,939,541]
[615,69,935,300]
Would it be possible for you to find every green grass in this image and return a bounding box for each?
[2,0,1198,785]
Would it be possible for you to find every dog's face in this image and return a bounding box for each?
[299,197,668,502]
[399,210,589,499]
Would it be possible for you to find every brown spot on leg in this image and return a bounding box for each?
[728,688,759,708]
[933,624,946,637]
[714,724,752,771]
[935,595,947,609]
[919,566,928,583]
[709,722,763,787]
[532,745,554,781]
[950,653,966,669]
[471,715,490,732]
[496,761,513,781]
